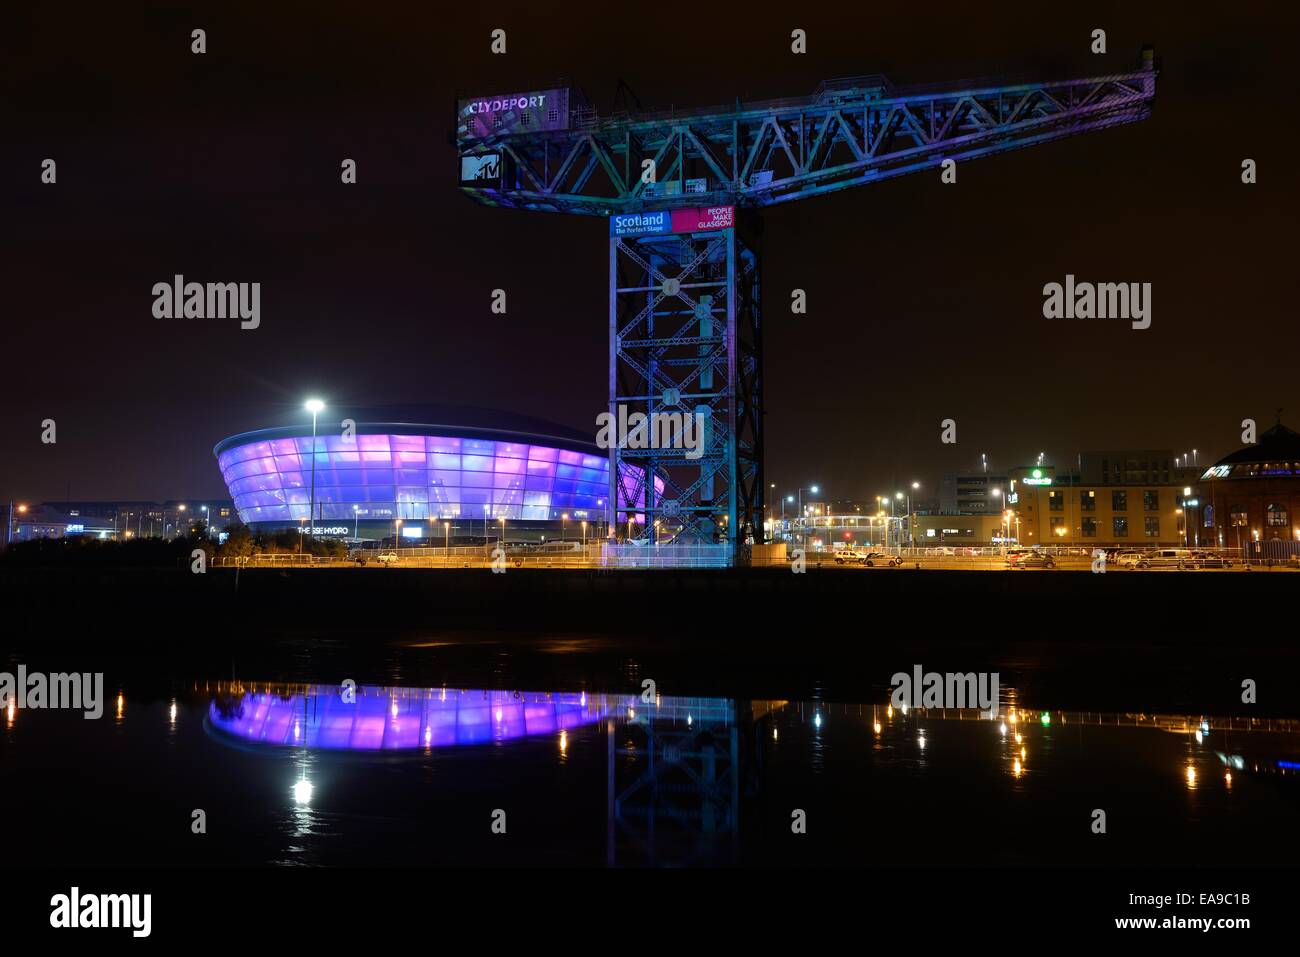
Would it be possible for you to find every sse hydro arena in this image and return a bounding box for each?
[214,405,635,545]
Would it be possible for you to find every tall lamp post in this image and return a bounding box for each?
[6,503,28,546]
[796,485,819,548]
[991,488,1004,554]
[304,398,325,549]
[908,481,920,550]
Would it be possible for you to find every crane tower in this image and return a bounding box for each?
[456,48,1157,564]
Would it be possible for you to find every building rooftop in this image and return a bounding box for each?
[1212,422,1300,467]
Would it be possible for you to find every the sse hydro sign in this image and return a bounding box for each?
[610,206,735,238]
[458,88,570,140]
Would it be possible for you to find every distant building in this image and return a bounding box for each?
[1006,466,1185,547]
[7,500,234,543]
[940,473,1009,512]
[1198,421,1300,556]
[10,505,118,542]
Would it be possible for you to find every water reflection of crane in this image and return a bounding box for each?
[606,697,763,866]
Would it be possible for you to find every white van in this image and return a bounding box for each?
[1136,548,1193,569]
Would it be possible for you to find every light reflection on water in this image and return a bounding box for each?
[6,680,1299,867]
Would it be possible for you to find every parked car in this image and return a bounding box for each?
[862,551,901,567]
[928,546,956,556]
[1008,549,1054,569]
[1017,552,1056,568]
[1190,550,1233,568]
[1136,548,1194,569]
[374,551,400,565]
[1113,551,1143,568]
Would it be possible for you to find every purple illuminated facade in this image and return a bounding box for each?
[208,687,608,751]
[214,419,635,535]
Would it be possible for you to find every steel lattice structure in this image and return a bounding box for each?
[458,49,1157,560]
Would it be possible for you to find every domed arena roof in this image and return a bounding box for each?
[214,403,596,457]
[1203,421,1300,479]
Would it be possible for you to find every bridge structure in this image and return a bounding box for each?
[456,49,1157,564]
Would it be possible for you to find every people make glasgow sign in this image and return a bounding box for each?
[609,206,735,238]
[457,88,571,140]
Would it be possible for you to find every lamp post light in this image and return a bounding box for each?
[498,516,506,547]
[909,481,920,551]
[353,506,360,540]
[893,492,904,553]
[561,512,569,542]
[796,485,819,548]
[581,520,588,546]
[395,518,402,548]
[991,488,1004,554]
[6,503,28,546]
[304,398,325,548]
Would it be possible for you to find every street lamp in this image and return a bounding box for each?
[908,481,920,550]
[581,520,588,545]
[991,488,1004,553]
[304,398,325,546]
[6,503,28,546]
[561,512,569,542]
[796,485,819,543]
[353,505,360,540]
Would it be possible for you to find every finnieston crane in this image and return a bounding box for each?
[456,48,1157,564]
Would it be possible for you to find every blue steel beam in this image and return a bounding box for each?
[459,49,1156,214]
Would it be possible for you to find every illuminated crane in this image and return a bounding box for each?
[457,48,1157,562]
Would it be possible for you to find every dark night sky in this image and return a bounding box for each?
[2,2,1297,505]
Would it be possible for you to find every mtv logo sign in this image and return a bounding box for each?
[461,153,502,184]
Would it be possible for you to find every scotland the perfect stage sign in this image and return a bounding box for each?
[610,210,672,237]
[610,206,735,238]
